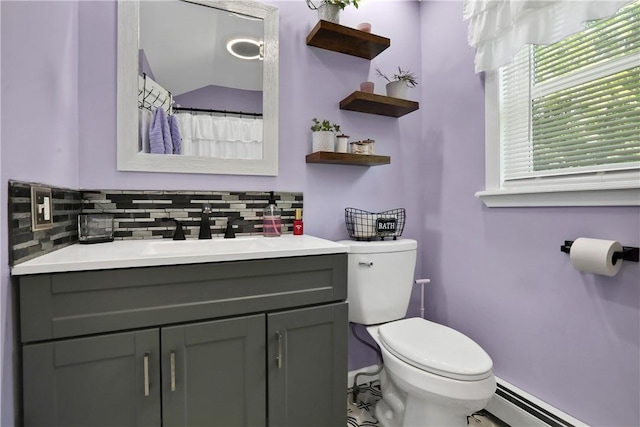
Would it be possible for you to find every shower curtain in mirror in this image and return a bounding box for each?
[175,113,263,159]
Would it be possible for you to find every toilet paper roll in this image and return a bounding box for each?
[569,237,623,276]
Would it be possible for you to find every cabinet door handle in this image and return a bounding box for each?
[359,261,373,267]
[143,352,150,397]
[170,350,176,392]
[276,332,283,369]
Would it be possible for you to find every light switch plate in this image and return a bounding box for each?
[31,186,54,231]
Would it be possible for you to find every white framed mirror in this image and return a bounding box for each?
[117,0,279,175]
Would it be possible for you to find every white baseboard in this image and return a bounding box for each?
[486,377,589,427]
[348,365,380,388]
[346,369,589,427]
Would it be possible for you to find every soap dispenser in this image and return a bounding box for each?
[263,191,281,237]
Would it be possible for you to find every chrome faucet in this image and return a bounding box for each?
[198,204,212,239]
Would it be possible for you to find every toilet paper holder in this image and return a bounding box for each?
[561,240,639,263]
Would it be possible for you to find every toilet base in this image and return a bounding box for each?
[375,398,398,427]
[371,361,492,427]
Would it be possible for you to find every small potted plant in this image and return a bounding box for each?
[376,67,418,100]
[306,0,359,24]
[311,118,341,152]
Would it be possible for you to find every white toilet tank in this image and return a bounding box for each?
[338,239,417,325]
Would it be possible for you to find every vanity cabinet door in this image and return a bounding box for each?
[22,329,161,427]
[161,314,266,427]
[267,302,348,427]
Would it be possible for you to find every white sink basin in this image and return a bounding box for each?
[11,235,349,275]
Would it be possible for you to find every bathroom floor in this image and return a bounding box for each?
[347,381,509,427]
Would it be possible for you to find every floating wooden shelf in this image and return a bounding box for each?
[306,20,390,60]
[340,91,419,118]
[306,152,390,166]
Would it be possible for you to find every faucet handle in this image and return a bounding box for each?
[224,217,242,239]
[202,203,212,214]
[164,218,186,240]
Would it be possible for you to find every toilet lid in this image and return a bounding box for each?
[377,318,493,381]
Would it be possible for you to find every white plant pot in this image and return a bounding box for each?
[312,131,335,152]
[386,81,408,99]
[317,4,340,24]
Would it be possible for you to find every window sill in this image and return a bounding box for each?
[475,186,640,207]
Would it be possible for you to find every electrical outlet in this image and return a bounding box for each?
[31,186,54,231]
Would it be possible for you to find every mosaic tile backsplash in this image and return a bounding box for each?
[8,180,303,266]
[82,190,302,240]
[8,181,82,265]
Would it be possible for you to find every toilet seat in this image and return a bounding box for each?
[377,318,493,381]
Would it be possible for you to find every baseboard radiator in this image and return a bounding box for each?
[485,378,588,427]
[348,367,589,427]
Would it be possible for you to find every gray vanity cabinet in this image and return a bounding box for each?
[161,314,266,427]
[268,303,348,427]
[22,329,162,426]
[16,254,347,427]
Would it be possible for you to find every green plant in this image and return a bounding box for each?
[311,118,341,132]
[376,67,419,88]
[306,0,359,11]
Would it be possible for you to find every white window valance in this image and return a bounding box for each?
[463,0,634,73]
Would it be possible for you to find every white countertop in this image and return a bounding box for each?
[11,235,348,275]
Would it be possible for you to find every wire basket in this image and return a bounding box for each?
[344,208,405,241]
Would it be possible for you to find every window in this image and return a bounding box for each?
[477,1,640,207]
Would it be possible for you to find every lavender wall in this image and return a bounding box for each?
[419,2,640,426]
[1,1,639,426]
[174,85,263,114]
[1,2,81,425]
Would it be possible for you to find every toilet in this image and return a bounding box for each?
[339,238,496,427]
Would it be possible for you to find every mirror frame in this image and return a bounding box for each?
[117,0,279,176]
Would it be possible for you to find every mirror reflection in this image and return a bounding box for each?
[139,1,263,159]
[117,0,279,176]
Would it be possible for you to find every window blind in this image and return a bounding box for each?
[534,5,640,83]
[499,0,640,182]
